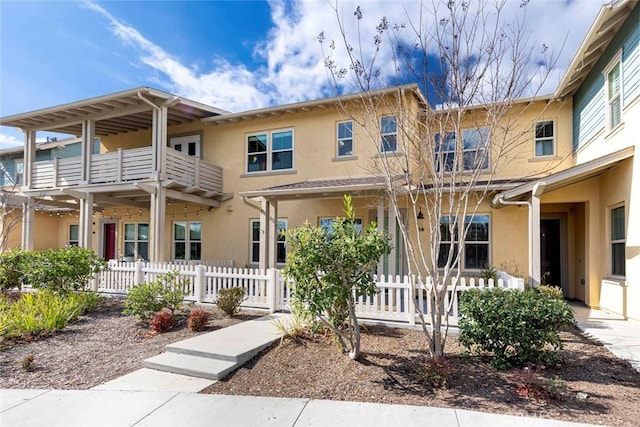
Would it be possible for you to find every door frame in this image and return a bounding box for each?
[540,213,569,296]
[168,132,202,158]
[98,219,119,260]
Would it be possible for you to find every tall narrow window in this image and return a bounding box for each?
[247,130,294,173]
[249,218,287,264]
[68,224,79,246]
[534,121,555,157]
[14,159,24,185]
[380,116,397,152]
[124,223,149,260]
[606,61,622,130]
[611,205,625,276]
[337,121,353,157]
[173,221,202,261]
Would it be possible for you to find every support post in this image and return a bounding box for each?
[23,130,36,189]
[267,268,278,313]
[21,197,34,251]
[79,192,93,249]
[81,120,95,184]
[530,182,546,287]
[195,264,205,303]
[267,199,278,269]
[408,275,416,325]
[134,260,144,285]
[377,197,385,275]
[259,198,269,271]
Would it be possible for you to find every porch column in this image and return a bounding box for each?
[151,108,160,177]
[79,193,93,249]
[259,198,270,271]
[23,130,36,189]
[267,199,278,269]
[530,182,546,287]
[159,105,168,181]
[21,197,34,251]
[388,200,397,277]
[377,197,385,275]
[149,185,166,262]
[81,120,95,184]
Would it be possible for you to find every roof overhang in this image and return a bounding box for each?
[239,176,400,201]
[0,87,229,137]
[493,146,635,205]
[555,0,637,99]
[204,84,423,125]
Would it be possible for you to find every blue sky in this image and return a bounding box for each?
[0,0,605,149]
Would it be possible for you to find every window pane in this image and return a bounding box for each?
[381,116,396,133]
[381,134,397,152]
[252,221,260,242]
[174,222,186,241]
[251,242,260,263]
[611,206,625,240]
[277,242,286,264]
[437,243,458,269]
[608,63,620,97]
[174,242,186,260]
[465,243,489,269]
[248,134,267,153]
[189,222,202,241]
[124,242,136,257]
[174,144,182,152]
[138,224,149,241]
[465,216,489,241]
[463,149,488,170]
[610,95,621,128]
[69,224,79,241]
[338,121,352,139]
[535,121,553,139]
[338,139,353,156]
[188,142,196,156]
[272,151,292,170]
[247,153,267,172]
[612,242,625,276]
[272,131,292,151]
[190,242,202,261]
[535,139,554,156]
[138,242,149,260]
[462,128,488,149]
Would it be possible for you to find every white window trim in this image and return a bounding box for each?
[169,134,202,158]
[609,204,626,278]
[68,224,79,246]
[436,129,491,172]
[380,116,398,153]
[172,221,202,261]
[14,158,24,185]
[246,128,295,174]
[603,49,624,132]
[336,120,354,158]
[438,214,491,271]
[249,218,287,265]
[533,119,556,158]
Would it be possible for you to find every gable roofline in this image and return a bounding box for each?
[0,136,83,156]
[203,84,423,125]
[554,0,637,100]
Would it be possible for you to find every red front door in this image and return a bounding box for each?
[104,223,116,260]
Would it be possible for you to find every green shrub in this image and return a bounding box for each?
[533,285,564,300]
[21,246,108,294]
[458,287,575,370]
[216,287,245,316]
[0,249,33,292]
[0,291,102,338]
[479,264,498,283]
[188,308,209,332]
[151,310,174,333]
[123,271,187,321]
[417,357,454,389]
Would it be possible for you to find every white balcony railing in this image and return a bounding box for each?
[29,147,223,193]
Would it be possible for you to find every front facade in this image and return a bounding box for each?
[1,1,638,319]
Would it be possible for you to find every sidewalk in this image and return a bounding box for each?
[0,389,595,427]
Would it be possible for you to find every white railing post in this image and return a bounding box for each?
[117,148,123,182]
[408,275,416,325]
[267,268,278,313]
[194,264,205,303]
[134,260,144,285]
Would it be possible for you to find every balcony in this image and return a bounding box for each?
[30,147,223,194]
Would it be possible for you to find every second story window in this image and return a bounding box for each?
[435,128,489,172]
[604,53,622,131]
[380,116,397,152]
[337,121,353,157]
[14,159,24,185]
[534,121,555,157]
[247,130,293,173]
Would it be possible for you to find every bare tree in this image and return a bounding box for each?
[0,162,26,253]
[320,0,560,357]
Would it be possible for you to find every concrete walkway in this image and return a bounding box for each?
[0,389,595,427]
[2,306,639,426]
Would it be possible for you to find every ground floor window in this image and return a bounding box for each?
[68,224,79,246]
[124,223,149,260]
[173,221,202,261]
[438,214,490,270]
[611,205,625,277]
[249,219,287,264]
[319,217,363,235]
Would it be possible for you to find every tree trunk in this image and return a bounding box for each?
[347,297,360,360]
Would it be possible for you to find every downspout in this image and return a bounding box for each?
[493,193,534,288]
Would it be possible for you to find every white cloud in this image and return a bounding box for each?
[83,0,605,111]
[0,132,23,150]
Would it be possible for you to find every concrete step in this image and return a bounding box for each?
[165,313,288,365]
[143,353,238,380]
[92,368,216,393]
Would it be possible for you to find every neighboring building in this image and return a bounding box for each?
[0,1,637,319]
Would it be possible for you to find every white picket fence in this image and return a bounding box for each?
[95,261,524,326]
